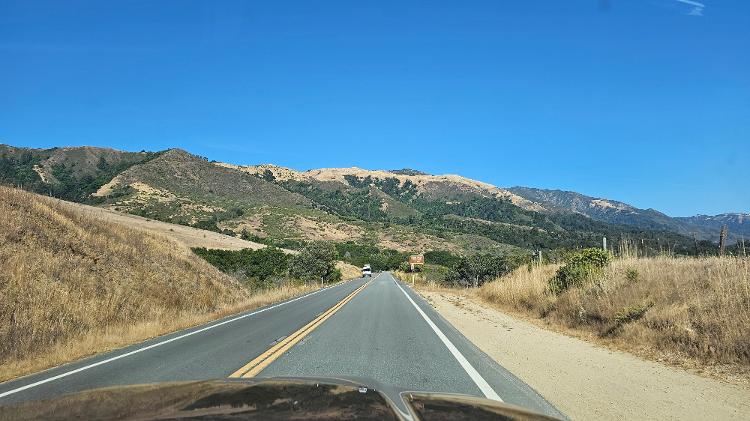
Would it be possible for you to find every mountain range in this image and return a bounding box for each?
[2,144,747,256]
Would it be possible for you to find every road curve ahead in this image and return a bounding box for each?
[0,272,564,418]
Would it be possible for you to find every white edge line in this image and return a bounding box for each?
[0,278,362,400]
[393,279,504,402]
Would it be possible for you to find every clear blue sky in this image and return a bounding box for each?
[1,1,748,216]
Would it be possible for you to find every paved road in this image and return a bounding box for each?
[0,272,564,418]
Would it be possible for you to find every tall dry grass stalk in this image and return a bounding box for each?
[478,255,750,367]
[477,264,562,313]
[0,186,318,381]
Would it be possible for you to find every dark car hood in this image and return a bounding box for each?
[0,377,561,421]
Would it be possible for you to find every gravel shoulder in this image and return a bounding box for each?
[419,290,750,421]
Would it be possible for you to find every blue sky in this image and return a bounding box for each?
[1,0,748,216]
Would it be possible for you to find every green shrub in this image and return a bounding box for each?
[625,268,639,282]
[192,218,221,233]
[614,303,651,325]
[549,248,611,294]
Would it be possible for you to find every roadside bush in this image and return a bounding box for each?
[446,254,515,287]
[289,242,341,283]
[549,248,611,294]
[192,247,289,282]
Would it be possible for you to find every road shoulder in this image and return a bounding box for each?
[418,289,750,421]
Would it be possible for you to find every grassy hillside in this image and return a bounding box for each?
[0,144,158,202]
[0,186,253,380]
[94,149,311,227]
[476,254,750,371]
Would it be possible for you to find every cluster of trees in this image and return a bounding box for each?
[288,242,341,283]
[192,242,341,290]
[399,248,526,288]
[189,207,245,235]
[240,230,308,251]
[442,254,524,287]
[281,180,387,221]
[334,242,407,271]
[0,151,46,192]
[1,149,160,203]
[424,250,462,268]
[49,157,150,202]
[343,175,419,201]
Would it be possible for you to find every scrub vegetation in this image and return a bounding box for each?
[476,251,750,369]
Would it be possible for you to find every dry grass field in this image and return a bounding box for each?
[0,186,320,381]
[57,199,270,251]
[477,255,750,375]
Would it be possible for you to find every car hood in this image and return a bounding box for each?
[0,377,561,421]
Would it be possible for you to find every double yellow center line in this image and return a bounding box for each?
[229,279,372,378]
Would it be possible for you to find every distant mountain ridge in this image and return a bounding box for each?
[1,143,744,255]
[508,187,748,242]
[222,163,545,211]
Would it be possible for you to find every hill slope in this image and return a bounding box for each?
[0,185,248,379]
[0,144,157,201]
[93,149,311,226]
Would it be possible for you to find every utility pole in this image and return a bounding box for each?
[719,225,728,257]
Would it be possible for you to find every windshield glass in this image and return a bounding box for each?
[1,1,747,420]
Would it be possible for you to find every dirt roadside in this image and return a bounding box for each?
[419,290,750,421]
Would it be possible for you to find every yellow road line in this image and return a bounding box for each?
[229,279,372,378]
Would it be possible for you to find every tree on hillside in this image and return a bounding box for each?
[289,242,341,284]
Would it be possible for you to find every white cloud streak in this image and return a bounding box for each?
[675,0,705,16]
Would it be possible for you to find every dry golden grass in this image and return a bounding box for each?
[54,198,269,251]
[0,186,319,382]
[393,270,471,302]
[336,261,363,280]
[477,256,750,370]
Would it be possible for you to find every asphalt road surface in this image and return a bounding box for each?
[0,272,564,418]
